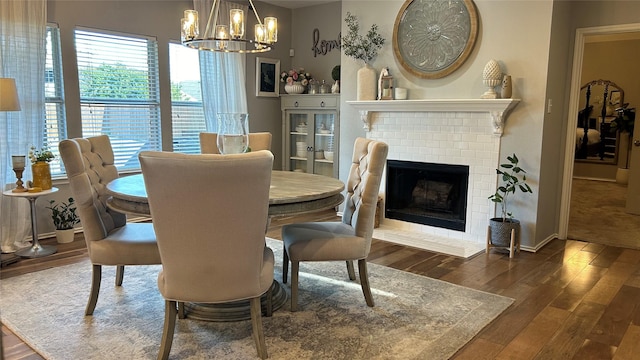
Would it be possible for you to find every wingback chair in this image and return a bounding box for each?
[199,132,272,154]
[59,135,160,315]
[139,150,274,360]
[281,137,389,311]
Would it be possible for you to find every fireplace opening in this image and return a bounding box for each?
[386,160,469,231]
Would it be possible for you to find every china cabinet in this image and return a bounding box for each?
[281,94,339,178]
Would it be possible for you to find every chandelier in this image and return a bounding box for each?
[181,0,277,53]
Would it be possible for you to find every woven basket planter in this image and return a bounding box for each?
[489,218,520,248]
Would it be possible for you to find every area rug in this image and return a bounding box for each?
[0,238,513,359]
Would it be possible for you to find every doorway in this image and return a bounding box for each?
[559,23,640,242]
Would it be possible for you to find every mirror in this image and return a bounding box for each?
[575,79,624,164]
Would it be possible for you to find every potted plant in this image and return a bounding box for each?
[341,12,385,100]
[488,154,533,253]
[610,106,635,183]
[46,197,80,243]
[331,65,340,94]
[28,146,55,190]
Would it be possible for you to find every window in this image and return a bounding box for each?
[75,28,161,171]
[44,25,66,176]
[169,43,206,154]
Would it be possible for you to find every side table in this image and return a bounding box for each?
[2,187,59,258]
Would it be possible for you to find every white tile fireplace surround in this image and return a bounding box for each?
[348,99,519,258]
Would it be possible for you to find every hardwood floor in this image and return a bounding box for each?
[3,210,640,359]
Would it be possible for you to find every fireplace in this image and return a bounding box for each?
[386,160,469,231]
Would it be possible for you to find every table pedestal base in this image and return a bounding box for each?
[184,280,288,322]
[15,243,57,258]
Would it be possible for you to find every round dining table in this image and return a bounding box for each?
[105,170,345,321]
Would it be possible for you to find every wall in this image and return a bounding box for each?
[340,0,553,250]
[290,2,342,85]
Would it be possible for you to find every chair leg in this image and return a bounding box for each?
[250,297,268,359]
[85,264,102,316]
[282,246,289,284]
[265,286,273,317]
[115,265,124,286]
[177,302,185,319]
[358,259,374,307]
[291,261,299,312]
[346,260,356,280]
[158,300,177,360]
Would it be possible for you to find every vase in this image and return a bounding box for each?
[501,75,512,99]
[55,229,75,244]
[216,113,249,154]
[331,80,340,94]
[31,161,52,190]
[284,81,305,94]
[357,63,376,101]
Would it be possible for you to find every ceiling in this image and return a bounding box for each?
[260,0,337,9]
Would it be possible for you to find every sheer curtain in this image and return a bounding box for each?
[0,0,47,252]
[194,0,248,132]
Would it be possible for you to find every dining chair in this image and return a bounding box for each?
[59,135,161,316]
[139,150,274,360]
[281,137,388,311]
[199,132,272,154]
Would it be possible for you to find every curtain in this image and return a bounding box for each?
[194,0,248,132]
[0,0,47,252]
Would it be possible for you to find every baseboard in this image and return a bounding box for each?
[520,233,557,253]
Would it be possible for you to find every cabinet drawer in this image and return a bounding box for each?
[281,95,338,109]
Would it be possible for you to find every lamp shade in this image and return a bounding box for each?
[0,78,21,111]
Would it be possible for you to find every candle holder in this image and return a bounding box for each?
[11,155,27,193]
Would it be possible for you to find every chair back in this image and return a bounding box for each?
[59,135,126,243]
[343,137,389,241]
[199,132,272,154]
[139,150,274,303]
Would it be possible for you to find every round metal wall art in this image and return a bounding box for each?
[393,0,479,79]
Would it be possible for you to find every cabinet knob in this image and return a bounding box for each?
[294,101,299,107]
[320,101,325,107]
[634,139,640,147]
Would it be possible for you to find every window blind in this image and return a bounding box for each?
[44,25,67,176]
[75,28,161,170]
[169,43,206,154]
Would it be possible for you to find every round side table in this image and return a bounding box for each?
[2,187,59,258]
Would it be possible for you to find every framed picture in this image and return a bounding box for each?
[256,57,280,97]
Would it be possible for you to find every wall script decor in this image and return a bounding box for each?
[312,29,341,57]
[393,0,478,79]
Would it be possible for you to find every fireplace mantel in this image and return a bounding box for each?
[346,98,520,136]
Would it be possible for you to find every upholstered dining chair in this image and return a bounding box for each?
[281,137,389,311]
[199,131,272,154]
[59,135,161,316]
[139,150,274,360]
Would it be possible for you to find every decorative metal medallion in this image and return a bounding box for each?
[393,0,478,79]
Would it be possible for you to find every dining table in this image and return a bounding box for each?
[105,170,345,321]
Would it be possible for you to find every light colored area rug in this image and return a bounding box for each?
[569,178,640,249]
[1,238,513,360]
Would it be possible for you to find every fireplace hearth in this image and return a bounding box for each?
[386,160,469,232]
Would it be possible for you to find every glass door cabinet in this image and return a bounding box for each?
[281,94,339,178]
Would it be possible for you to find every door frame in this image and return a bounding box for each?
[559,23,640,239]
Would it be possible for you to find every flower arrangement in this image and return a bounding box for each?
[341,12,385,64]
[280,68,312,86]
[28,146,55,164]
[47,198,80,230]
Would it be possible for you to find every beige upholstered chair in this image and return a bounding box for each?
[282,137,388,311]
[139,150,274,360]
[199,132,272,154]
[59,135,160,316]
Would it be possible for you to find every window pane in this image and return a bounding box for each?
[169,43,205,154]
[75,29,161,170]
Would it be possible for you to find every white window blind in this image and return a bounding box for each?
[169,43,205,154]
[44,25,66,176]
[75,28,161,170]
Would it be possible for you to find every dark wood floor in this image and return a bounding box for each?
[3,210,640,359]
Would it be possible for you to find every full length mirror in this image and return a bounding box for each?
[575,79,624,164]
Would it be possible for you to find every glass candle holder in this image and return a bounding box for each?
[11,155,27,192]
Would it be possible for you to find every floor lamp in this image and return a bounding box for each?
[1,78,23,269]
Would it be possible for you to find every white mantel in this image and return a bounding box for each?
[346,99,520,136]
